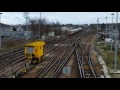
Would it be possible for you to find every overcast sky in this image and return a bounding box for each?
[0,12,119,25]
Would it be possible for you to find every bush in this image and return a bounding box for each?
[105,53,114,65]
[102,45,111,51]
[2,38,18,47]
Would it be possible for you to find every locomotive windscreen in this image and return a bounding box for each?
[27,46,34,53]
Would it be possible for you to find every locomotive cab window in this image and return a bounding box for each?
[26,46,34,53]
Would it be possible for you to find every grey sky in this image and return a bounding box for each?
[0,12,119,25]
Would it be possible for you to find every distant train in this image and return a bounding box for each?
[24,41,45,64]
[67,28,82,35]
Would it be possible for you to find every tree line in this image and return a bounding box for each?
[23,12,62,38]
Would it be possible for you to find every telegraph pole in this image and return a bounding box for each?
[39,12,41,40]
[114,12,118,72]
[24,12,29,41]
[0,13,3,49]
[26,15,28,40]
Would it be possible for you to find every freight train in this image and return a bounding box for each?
[68,28,82,35]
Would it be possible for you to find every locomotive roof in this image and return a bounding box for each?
[25,41,45,46]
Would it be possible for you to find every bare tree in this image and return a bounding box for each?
[27,16,62,38]
[54,20,62,35]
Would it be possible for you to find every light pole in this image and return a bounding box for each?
[39,12,41,40]
[26,16,28,40]
[105,17,107,32]
[98,18,99,36]
[114,12,118,72]
[24,12,29,41]
[0,13,3,49]
[105,17,107,46]
[97,19,98,36]
[111,13,114,52]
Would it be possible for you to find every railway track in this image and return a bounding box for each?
[50,34,86,78]
[35,31,84,78]
[0,36,67,76]
[50,46,75,78]
[0,49,24,71]
[75,43,85,78]
[0,36,66,71]
[29,31,102,78]
[36,39,72,78]
[43,39,70,60]
[75,42,96,78]
[45,36,67,50]
[0,30,101,78]
[21,30,94,78]
[73,31,98,78]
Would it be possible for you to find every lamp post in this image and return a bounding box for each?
[111,13,114,52]
[0,13,3,49]
[96,18,99,37]
[105,17,107,46]
[98,18,99,36]
[114,12,118,72]
[97,19,98,36]
[105,17,107,32]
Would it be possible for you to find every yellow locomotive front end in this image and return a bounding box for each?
[24,41,45,64]
[25,46,35,59]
